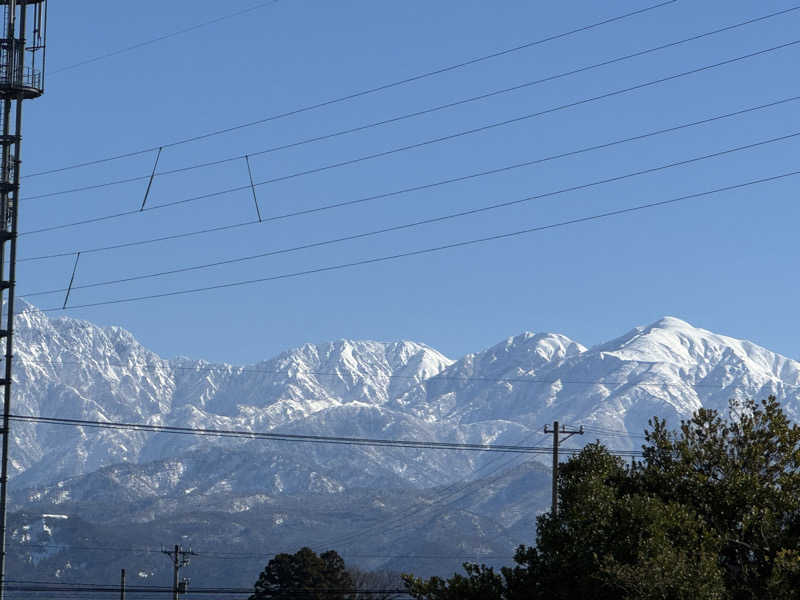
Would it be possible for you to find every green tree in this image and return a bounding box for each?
[404,396,800,600]
[249,547,354,600]
[636,396,800,599]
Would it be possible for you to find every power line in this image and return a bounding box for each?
[26,1,676,178]
[579,425,648,439]
[2,584,404,595]
[19,220,255,263]
[19,37,800,239]
[324,434,548,550]
[7,545,517,562]
[49,1,280,75]
[21,167,800,313]
[19,127,800,299]
[10,413,645,455]
[17,93,800,264]
[12,355,799,390]
[26,4,800,202]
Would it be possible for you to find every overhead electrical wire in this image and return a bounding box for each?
[578,425,648,439]
[324,421,651,549]
[19,167,800,313]
[323,433,550,550]
[49,1,280,75]
[5,545,516,561]
[335,471,526,552]
[26,0,676,178]
[19,37,800,239]
[0,583,409,599]
[9,418,630,551]
[19,127,800,299]
[6,414,642,456]
[2,583,405,595]
[17,93,800,265]
[13,356,792,390]
[26,4,800,202]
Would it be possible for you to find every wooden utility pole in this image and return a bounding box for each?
[543,421,583,516]
[120,569,126,600]
[161,545,195,600]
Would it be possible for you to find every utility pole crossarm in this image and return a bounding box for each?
[544,421,584,516]
[162,544,197,600]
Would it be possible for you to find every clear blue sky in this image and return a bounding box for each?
[17,0,800,364]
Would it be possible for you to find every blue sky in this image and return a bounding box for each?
[18,0,800,364]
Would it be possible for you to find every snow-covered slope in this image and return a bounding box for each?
[7,306,800,583]
[396,317,800,453]
[11,302,455,487]
[9,304,800,492]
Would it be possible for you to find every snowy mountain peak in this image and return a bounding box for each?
[6,305,800,493]
[647,315,694,330]
[596,316,798,380]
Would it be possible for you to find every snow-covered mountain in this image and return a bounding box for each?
[5,304,800,581]
[9,304,800,491]
[11,302,456,487]
[397,316,800,444]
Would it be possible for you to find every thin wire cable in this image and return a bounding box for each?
[49,1,280,75]
[16,93,800,263]
[7,544,515,561]
[7,414,642,456]
[26,1,676,178]
[23,167,800,313]
[324,431,550,550]
[19,220,257,262]
[578,424,649,439]
[19,127,800,298]
[2,584,405,595]
[19,37,800,238]
[12,356,798,390]
[27,4,800,202]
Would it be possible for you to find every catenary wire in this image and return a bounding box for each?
[26,4,800,202]
[19,127,800,298]
[19,37,800,238]
[20,167,800,313]
[26,1,675,178]
[49,1,279,75]
[15,93,800,264]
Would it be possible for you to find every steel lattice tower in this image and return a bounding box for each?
[0,1,45,598]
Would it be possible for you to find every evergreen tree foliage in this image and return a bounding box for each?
[404,396,800,600]
[249,547,354,600]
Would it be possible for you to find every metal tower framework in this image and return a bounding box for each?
[0,1,45,599]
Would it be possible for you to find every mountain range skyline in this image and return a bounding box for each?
[3,301,800,581]
[10,301,800,488]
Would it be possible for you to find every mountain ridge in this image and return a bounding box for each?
[8,303,800,491]
[5,305,800,582]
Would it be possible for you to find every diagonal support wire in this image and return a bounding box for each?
[140,146,163,211]
[244,155,262,222]
[63,252,81,309]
